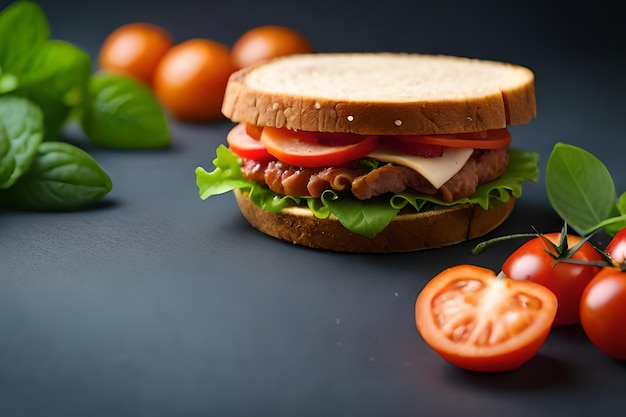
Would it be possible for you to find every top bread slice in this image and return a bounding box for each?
[221,53,536,136]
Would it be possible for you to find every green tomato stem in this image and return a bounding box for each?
[588,214,626,235]
[471,233,537,255]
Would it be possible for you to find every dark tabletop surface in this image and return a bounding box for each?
[2,0,626,416]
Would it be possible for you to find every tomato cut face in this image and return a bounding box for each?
[415,265,557,372]
[260,127,379,167]
[227,123,274,162]
[390,128,511,150]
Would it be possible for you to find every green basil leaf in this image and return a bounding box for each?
[0,1,49,76]
[603,192,626,236]
[0,95,43,188]
[0,120,14,184]
[0,73,19,95]
[0,141,112,210]
[15,39,91,140]
[546,142,616,236]
[80,73,171,149]
[16,40,90,88]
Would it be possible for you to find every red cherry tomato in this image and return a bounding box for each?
[415,265,557,372]
[502,232,602,326]
[226,123,274,162]
[231,25,313,70]
[605,228,626,263]
[260,127,379,167]
[580,266,626,359]
[99,23,172,86]
[153,39,234,122]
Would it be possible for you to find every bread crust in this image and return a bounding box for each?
[233,189,515,253]
[222,53,536,135]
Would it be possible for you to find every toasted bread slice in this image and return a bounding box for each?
[222,53,536,135]
[234,189,516,253]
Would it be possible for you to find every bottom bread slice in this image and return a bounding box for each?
[233,189,515,253]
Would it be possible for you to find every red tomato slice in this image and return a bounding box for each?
[379,137,443,157]
[415,265,557,372]
[245,124,263,140]
[391,128,511,150]
[260,127,379,167]
[226,123,274,162]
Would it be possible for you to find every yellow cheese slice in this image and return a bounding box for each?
[367,147,473,189]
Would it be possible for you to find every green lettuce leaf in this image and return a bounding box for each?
[196,146,539,238]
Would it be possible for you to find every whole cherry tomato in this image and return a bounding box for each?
[231,25,313,70]
[99,23,172,86]
[579,266,626,360]
[153,39,235,122]
[605,227,626,263]
[502,232,602,326]
[415,265,557,372]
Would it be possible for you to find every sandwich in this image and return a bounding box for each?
[195,53,539,252]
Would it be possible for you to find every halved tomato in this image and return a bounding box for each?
[260,126,379,167]
[391,128,511,150]
[415,265,557,372]
[226,123,274,162]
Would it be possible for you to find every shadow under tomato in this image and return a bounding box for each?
[443,354,572,391]
[610,358,626,368]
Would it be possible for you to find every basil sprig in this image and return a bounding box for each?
[546,142,626,236]
[81,73,171,149]
[0,1,171,210]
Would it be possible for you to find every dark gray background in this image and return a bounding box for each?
[2,0,625,416]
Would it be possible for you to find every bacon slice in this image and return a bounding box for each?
[307,166,366,198]
[351,164,437,200]
[239,147,509,202]
[240,159,266,183]
[264,161,319,196]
